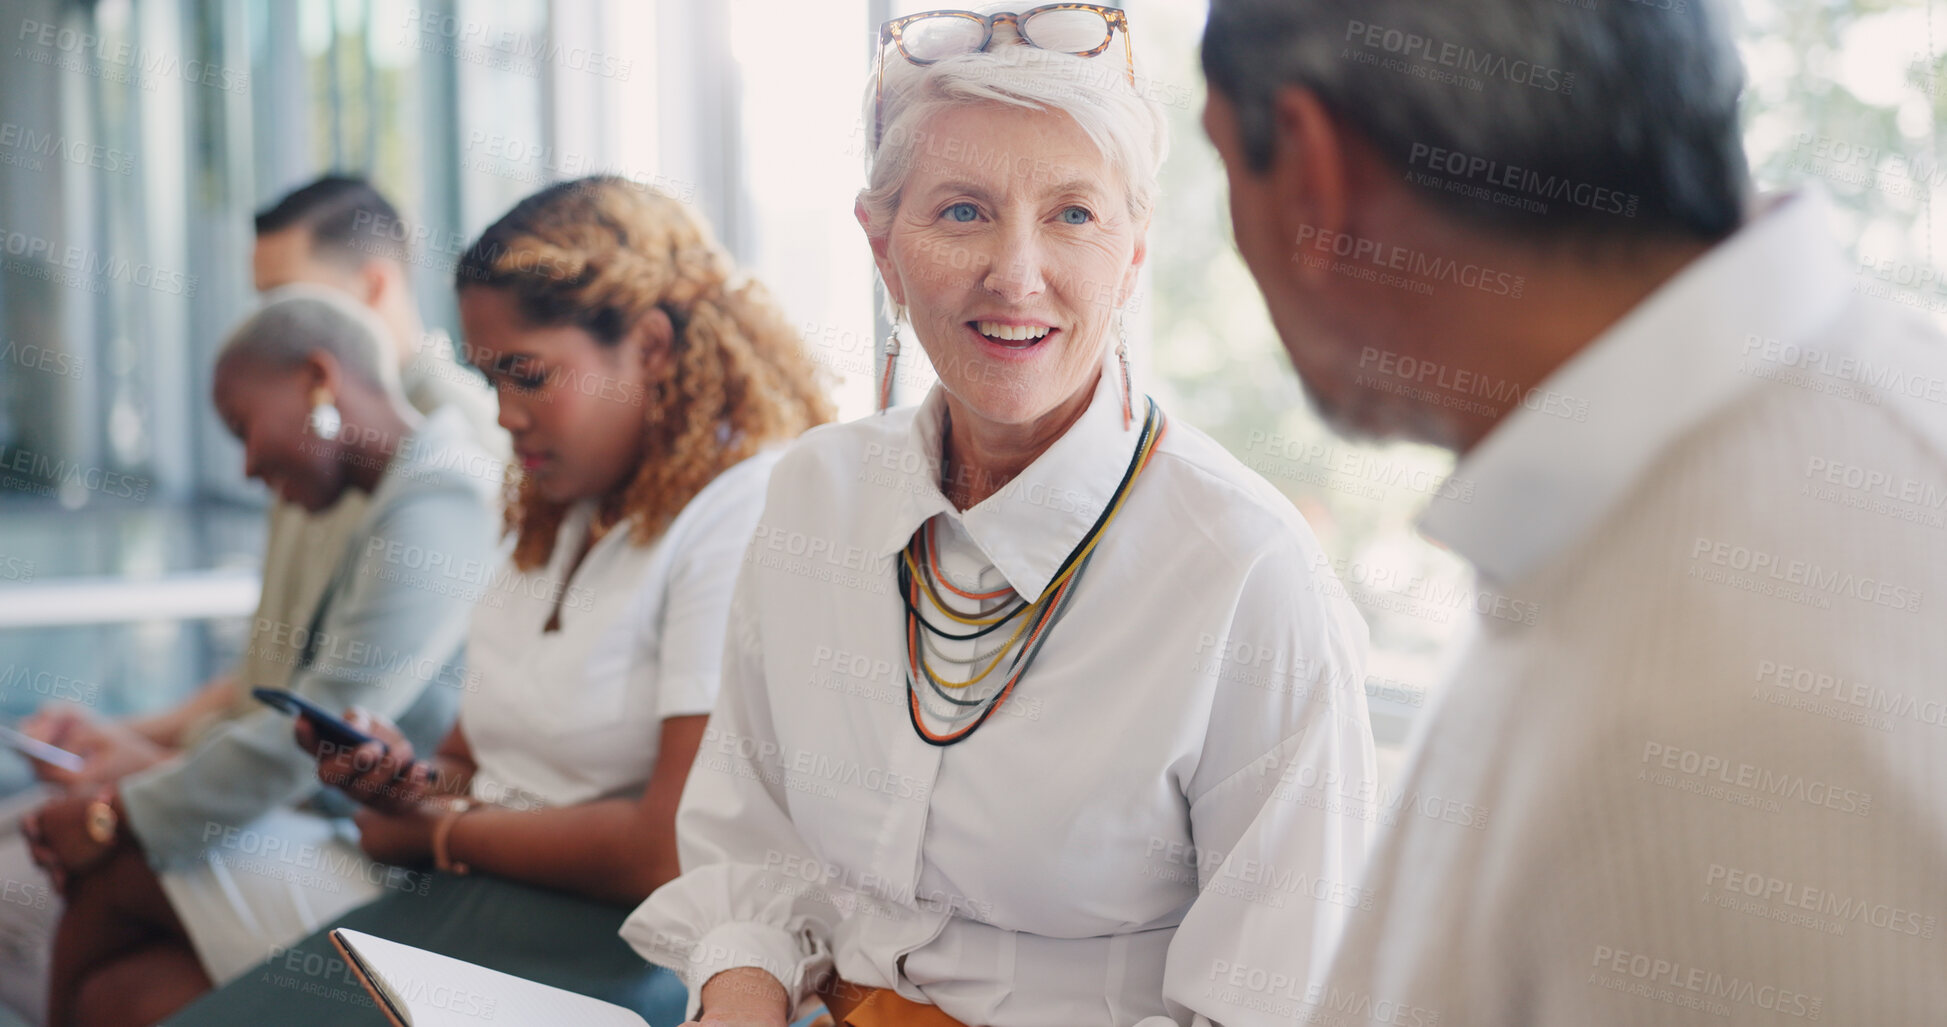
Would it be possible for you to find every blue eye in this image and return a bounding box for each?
[1059,206,1093,225]
[944,202,979,223]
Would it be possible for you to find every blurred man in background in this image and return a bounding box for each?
[252,175,504,448]
[1201,0,1947,1022]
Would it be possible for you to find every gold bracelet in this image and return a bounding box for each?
[431,798,474,875]
[84,787,120,848]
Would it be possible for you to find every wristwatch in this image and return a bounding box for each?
[84,788,119,847]
[432,797,475,875]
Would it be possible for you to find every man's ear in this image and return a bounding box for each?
[1271,86,1351,285]
[356,259,391,308]
[856,199,908,310]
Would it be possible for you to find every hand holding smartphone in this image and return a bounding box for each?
[255,689,441,811]
[252,688,385,753]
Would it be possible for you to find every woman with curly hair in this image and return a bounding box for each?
[165,176,832,1026]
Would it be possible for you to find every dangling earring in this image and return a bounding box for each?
[878,312,905,414]
[1116,310,1133,430]
[307,387,342,441]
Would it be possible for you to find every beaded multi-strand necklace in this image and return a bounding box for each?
[897,397,1167,746]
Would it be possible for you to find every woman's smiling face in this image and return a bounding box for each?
[212,355,347,512]
[868,102,1146,430]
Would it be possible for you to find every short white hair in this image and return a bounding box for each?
[217,284,405,401]
[857,7,1169,233]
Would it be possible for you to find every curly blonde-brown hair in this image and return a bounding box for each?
[457,175,833,569]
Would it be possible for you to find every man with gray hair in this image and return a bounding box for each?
[1199,1,1947,1023]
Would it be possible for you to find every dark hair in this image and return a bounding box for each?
[1201,0,1750,244]
[254,174,410,266]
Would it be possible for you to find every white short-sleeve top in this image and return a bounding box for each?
[461,449,780,810]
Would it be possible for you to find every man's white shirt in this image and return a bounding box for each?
[1312,190,1947,1025]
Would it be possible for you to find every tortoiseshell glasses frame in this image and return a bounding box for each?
[872,4,1136,148]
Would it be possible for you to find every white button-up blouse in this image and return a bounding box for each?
[622,362,1376,1026]
[462,451,779,809]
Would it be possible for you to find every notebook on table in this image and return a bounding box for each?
[328,928,650,1027]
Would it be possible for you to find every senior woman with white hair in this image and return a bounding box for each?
[624,7,1377,1026]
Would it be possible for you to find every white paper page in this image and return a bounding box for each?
[336,929,649,1027]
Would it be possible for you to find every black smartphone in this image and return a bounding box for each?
[252,687,384,754]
